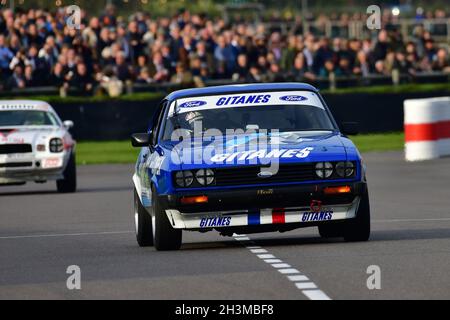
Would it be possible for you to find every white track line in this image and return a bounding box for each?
[0,231,133,240]
[233,234,331,300]
[373,218,450,223]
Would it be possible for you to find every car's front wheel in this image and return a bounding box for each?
[151,188,182,251]
[318,222,345,238]
[56,153,77,193]
[134,189,153,247]
[343,189,371,242]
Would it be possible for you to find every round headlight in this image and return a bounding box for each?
[315,162,333,178]
[49,138,63,153]
[336,161,355,177]
[196,169,214,185]
[175,171,194,187]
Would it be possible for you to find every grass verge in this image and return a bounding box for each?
[348,132,404,153]
[76,132,404,165]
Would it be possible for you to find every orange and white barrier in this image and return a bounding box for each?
[404,97,450,161]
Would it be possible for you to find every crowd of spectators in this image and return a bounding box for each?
[0,5,449,95]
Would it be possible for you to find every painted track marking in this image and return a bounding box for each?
[0,230,133,239]
[233,234,331,300]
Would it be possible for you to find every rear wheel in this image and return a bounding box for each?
[343,189,371,242]
[134,189,153,247]
[56,153,76,193]
[152,188,182,251]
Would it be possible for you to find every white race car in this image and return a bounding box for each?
[0,100,77,193]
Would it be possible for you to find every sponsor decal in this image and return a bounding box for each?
[256,189,274,195]
[210,147,314,163]
[310,200,322,212]
[43,158,62,169]
[279,95,308,102]
[216,94,271,106]
[0,104,49,111]
[0,129,17,137]
[178,100,207,109]
[200,216,231,228]
[0,137,25,143]
[301,211,333,222]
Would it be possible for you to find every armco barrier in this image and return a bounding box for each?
[404,97,450,161]
[48,91,450,140]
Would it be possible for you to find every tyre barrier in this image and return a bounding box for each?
[404,97,450,161]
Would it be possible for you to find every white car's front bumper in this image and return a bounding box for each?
[0,152,69,184]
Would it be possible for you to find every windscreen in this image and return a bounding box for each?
[0,110,60,127]
[163,104,335,140]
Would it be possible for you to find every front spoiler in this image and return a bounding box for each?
[165,197,360,230]
[0,169,64,183]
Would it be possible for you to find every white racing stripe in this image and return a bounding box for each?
[233,234,331,300]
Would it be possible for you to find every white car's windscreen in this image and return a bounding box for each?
[0,110,60,127]
[168,91,324,116]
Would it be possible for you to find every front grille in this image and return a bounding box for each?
[215,163,316,186]
[0,144,32,154]
[0,162,33,168]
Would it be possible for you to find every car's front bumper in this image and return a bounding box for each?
[0,153,68,184]
[162,181,366,230]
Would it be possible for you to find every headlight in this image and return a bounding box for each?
[49,138,63,153]
[195,169,215,185]
[175,171,194,187]
[336,161,355,177]
[315,162,333,178]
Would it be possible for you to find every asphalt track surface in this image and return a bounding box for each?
[1,151,450,300]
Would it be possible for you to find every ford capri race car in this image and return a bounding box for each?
[0,100,76,193]
[132,83,370,250]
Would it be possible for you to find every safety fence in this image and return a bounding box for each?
[1,72,449,98]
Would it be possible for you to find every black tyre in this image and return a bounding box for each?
[152,188,182,251]
[56,153,77,193]
[134,189,153,247]
[318,222,345,238]
[343,189,371,242]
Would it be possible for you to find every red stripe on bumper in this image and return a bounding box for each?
[272,208,285,224]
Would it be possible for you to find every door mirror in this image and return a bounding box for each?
[63,120,74,130]
[131,132,152,147]
[341,122,359,135]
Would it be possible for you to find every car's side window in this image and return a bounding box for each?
[152,101,167,146]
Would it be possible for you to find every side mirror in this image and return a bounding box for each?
[63,120,74,130]
[131,132,152,147]
[341,122,359,135]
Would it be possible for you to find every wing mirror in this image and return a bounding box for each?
[340,122,359,135]
[131,132,152,147]
[63,120,74,130]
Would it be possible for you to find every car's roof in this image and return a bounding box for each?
[166,83,318,101]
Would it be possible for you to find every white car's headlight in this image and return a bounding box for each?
[49,138,63,153]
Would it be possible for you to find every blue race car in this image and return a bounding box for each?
[131,83,370,250]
